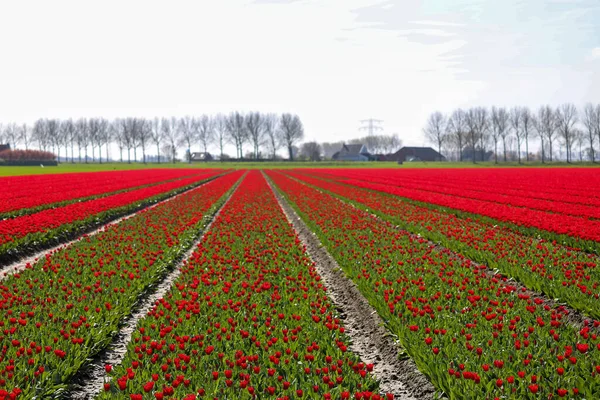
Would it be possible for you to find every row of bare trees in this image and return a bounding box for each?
[423,103,600,163]
[0,112,305,163]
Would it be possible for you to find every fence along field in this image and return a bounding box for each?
[0,167,599,399]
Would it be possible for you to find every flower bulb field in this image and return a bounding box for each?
[1,166,600,400]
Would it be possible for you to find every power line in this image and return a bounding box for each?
[359,118,384,136]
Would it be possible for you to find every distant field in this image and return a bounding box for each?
[0,160,598,176]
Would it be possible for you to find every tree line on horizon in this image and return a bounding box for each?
[0,112,305,163]
[424,103,600,163]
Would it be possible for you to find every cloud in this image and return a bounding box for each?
[410,20,465,27]
[591,47,600,59]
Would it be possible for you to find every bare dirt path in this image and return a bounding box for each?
[66,175,243,399]
[265,173,436,400]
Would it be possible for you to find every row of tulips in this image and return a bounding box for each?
[0,169,217,218]
[303,169,600,245]
[284,171,600,320]
[268,170,600,399]
[0,171,223,265]
[100,171,386,400]
[308,168,600,207]
[0,171,242,399]
[337,173,600,219]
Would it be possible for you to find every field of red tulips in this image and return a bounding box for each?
[1,166,599,400]
[0,170,223,264]
[301,168,600,246]
[267,169,600,399]
[282,170,600,319]
[0,169,216,218]
[100,171,385,400]
[0,171,241,398]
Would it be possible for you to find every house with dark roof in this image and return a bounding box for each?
[332,143,371,161]
[190,152,214,162]
[386,147,445,162]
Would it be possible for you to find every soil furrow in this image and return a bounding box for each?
[66,174,244,400]
[265,172,436,400]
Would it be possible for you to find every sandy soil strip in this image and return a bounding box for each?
[66,175,243,400]
[265,173,436,400]
[0,173,224,280]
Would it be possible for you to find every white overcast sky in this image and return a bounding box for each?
[0,0,599,149]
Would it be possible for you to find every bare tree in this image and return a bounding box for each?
[88,118,108,163]
[448,109,467,161]
[130,119,141,162]
[138,118,151,164]
[98,118,110,163]
[530,115,543,163]
[19,124,33,151]
[121,119,134,163]
[44,119,62,161]
[573,128,584,162]
[499,115,512,163]
[3,123,19,150]
[120,117,145,163]
[356,135,380,153]
[178,116,196,163]
[161,117,178,163]
[196,115,214,154]
[509,107,523,164]
[300,141,322,161]
[521,107,533,162]
[245,112,264,159]
[278,113,304,161]
[423,111,446,158]
[150,117,163,163]
[88,118,102,162]
[465,108,479,163]
[212,114,227,161]
[33,119,51,152]
[225,112,247,159]
[387,134,402,153]
[535,105,557,162]
[555,103,578,163]
[582,103,597,162]
[491,107,509,163]
[263,113,280,159]
[74,118,89,163]
[111,119,125,163]
[60,119,74,163]
[474,107,490,162]
[321,141,344,160]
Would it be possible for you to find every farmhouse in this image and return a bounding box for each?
[190,152,214,162]
[386,146,445,162]
[332,143,371,161]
